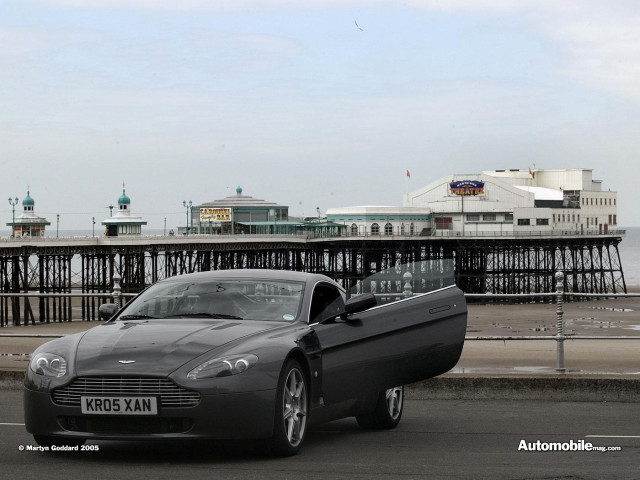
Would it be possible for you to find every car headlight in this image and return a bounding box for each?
[30,353,68,378]
[187,354,258,380]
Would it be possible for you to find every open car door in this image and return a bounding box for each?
[312,260,466,406]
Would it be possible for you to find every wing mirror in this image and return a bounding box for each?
[344,293,377,315]
[99,303,118,320]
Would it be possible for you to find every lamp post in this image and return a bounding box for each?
[56,214,60,238]
[8,197,18,238]
[183,200,192,235]
[92,217,95,237]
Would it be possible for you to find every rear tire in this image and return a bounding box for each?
[265,359,308,456]
[356,386,404,430]
[33,435,86,448]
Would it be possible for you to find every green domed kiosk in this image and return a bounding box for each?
[7,189,50,237]
[102,185,147,237]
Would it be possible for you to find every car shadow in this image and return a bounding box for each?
[41,418,370,464]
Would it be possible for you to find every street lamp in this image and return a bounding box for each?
[183,200,192,235]
[92,217,95,237]
[8,197,18,238]
[56,214,60,238]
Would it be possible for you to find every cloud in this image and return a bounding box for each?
[412,1,640,101]
[0,26,97,56]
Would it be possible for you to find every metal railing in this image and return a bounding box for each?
[0,277,137,326]
[0,228,626,243]
[2,272,639,375]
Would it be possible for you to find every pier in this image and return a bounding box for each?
[0,230,626,325]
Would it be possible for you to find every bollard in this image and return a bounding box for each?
[555,271,566,374]
[403,271,413,298]
[113,276,122,310]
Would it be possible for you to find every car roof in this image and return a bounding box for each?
[157,269,340,288]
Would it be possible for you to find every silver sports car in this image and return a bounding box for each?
[24,263,466,456]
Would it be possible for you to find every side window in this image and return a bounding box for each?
[309,284,346,324]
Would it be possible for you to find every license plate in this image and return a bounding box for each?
[81,396,158,415]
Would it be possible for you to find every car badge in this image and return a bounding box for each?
[118,360,136,364]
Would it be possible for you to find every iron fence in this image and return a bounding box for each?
[1,272,638,375]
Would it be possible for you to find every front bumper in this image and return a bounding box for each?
[24,387,277,441]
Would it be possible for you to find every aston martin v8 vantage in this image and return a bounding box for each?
[24,262,466,455]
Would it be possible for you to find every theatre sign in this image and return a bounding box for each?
[450,181,485,196]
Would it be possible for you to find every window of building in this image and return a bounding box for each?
[401,223,405,235]
[410,222,415,235]
[467,214,480,222]
[435,217,453,230]
[504,213,514,222]
[350,223,358,236]
[371,223,380,235]
[483,214,496,221]
[536,218,549,226]
[613,215,617,224]
[553,214,556,223]
[384,223,393,235]
[517,219,531,226]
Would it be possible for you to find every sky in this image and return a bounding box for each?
[2,0,640,230]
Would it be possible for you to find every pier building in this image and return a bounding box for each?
[404,169,617,235]
[6,190,50,237]
[101,186,147,237]
[325,206,432,236]
[183,187,289,235]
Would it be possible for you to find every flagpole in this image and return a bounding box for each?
[406,170,411,201]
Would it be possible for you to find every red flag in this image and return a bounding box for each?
[528,168,533,178]
[406,170,411,179]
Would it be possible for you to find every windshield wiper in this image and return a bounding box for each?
[165,312,243,320]
[118,314,158,320]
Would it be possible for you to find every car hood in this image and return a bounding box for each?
[75,320,277,376]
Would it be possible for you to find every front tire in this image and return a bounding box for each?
[266,359,308,456]
[356,386,404,430]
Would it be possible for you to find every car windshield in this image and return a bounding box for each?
[117,279,305,322]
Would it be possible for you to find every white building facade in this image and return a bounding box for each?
[325,206,432,236]
[403,169,617,235]
[102,187,147,237]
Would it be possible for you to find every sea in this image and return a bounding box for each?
[1,227,639,287]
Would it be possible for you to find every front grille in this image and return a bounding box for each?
[59,416,193,434]
[52,377,201,408]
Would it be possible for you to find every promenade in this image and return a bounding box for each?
[2,297,639,399]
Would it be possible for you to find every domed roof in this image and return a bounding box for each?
[236,186,243,195]
[23,190,34,206]
[118,188,131,205]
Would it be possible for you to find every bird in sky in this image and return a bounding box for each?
[355,20,363,31]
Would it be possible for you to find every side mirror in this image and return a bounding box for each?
[344,293,377,315]
[99,303,118,320]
